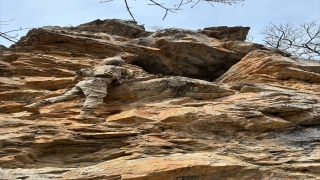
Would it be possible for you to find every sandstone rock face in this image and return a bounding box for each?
[1,19,320,179]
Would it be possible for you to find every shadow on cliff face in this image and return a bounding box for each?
[130,27,262,81]
[133,41,240,81]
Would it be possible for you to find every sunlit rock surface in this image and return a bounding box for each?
[1,19,320,180]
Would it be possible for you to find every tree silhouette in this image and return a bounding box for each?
[261,21,320,60]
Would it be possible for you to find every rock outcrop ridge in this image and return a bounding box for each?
[0,19,320,179]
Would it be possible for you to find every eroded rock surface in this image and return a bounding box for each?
[1,19,320,179]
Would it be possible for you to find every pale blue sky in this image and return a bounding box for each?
[1,0,319,47]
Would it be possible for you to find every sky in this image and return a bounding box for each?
[0,0,319,47]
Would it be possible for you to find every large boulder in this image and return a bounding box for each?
[201,26,250,41]
[68,19,151,38]
[132,28,259,81]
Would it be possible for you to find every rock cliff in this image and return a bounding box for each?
[0,19,320,180]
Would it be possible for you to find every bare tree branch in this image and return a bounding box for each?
[206,1,215,7]
[3,27,32,37]
[124,0,137,23]
[148,0,178,20]
[175,0,185,10]
[261,21,320,60]
[0,19,16,26]
[192,0,202,8]
[100,0,245,22]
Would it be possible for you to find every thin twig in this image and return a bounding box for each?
[206,1,214,7]
[149,0,177,14]
[124,0,137,23]
[0,18,15,23]
[0,31,18,39]
[2,27,32,35]
[148,0,177,20]
[175,0,184,10]
[192,0,201,8]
